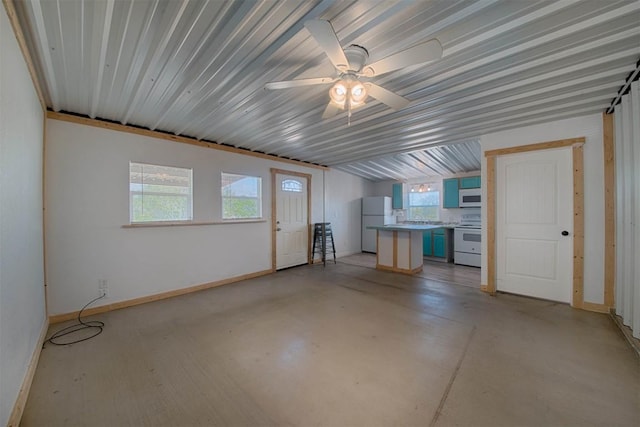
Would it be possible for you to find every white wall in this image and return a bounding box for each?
[324,169,371,257]
[480,114,606,304]
[369,180,394,197]
[45,119,370,315]
[0,7,47,425]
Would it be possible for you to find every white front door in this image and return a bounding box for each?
[275,173,309,270]
[496,147,573,303]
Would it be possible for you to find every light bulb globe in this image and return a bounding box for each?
[330,81,347,105]
[351,82,367,104]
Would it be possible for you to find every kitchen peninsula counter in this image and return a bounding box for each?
[366,224,447,274]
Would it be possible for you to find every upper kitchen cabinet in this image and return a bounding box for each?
[442,178,460,208]
[460,176,481,189]
[443,175,481,208]
[392,183,404,209]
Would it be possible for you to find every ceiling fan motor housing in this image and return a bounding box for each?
[343,45,369,72]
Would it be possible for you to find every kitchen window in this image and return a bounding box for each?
[129,162,193,223]
[221,173,262,219]
[407,183,440,221]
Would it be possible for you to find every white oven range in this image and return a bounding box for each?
[454,214,481,268]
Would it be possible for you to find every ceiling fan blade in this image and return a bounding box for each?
[364,39,442,77]
[265,77,336,90]
[322,102,341,119]
[304,20,349,71]
[365,83,410,110]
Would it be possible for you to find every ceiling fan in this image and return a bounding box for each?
[265,19,443,121]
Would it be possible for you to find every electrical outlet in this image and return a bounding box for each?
[98,279,108,298]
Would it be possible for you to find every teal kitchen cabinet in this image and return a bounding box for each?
[424,228,446,258]
[423,228,452,260]
[443,176,480,208]
[460,176,481,189]
[433,232,446,258]
[442,178,460,208]
[392,183,403,209]
[422,231,432,256]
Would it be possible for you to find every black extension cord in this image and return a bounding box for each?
[46,294,106,346]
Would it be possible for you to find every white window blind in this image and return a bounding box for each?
[129,162,193,223]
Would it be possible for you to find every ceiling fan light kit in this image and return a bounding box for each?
[329,75,368,126]
[265,19,443,122]
[329,77,367,107]
[330,45,369,111]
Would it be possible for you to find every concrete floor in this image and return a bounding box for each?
[23,260,639,426]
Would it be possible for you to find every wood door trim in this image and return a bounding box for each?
[572,145,585,308]
[485,156,496,295]
[603,112,615,307]
[485,138,585,309]
[270,168,312,271]
[484,138,585,157]
[582,302,610,313]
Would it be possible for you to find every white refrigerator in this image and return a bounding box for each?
[362,196,396,253]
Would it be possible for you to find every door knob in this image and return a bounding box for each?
[561,230,569,236]
[277,227,281,231]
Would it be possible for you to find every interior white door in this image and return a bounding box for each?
[275,173,308,269]
[496,147,573,303]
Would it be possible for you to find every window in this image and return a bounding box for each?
[407,183,440,221]
[282,179,303,192]
[129,162,193,223]
[221,173,262,219]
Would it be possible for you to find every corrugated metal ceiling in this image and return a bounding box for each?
[341,140,482,181]
[11,0,640,181]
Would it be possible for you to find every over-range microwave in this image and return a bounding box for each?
[459,188,481,208]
